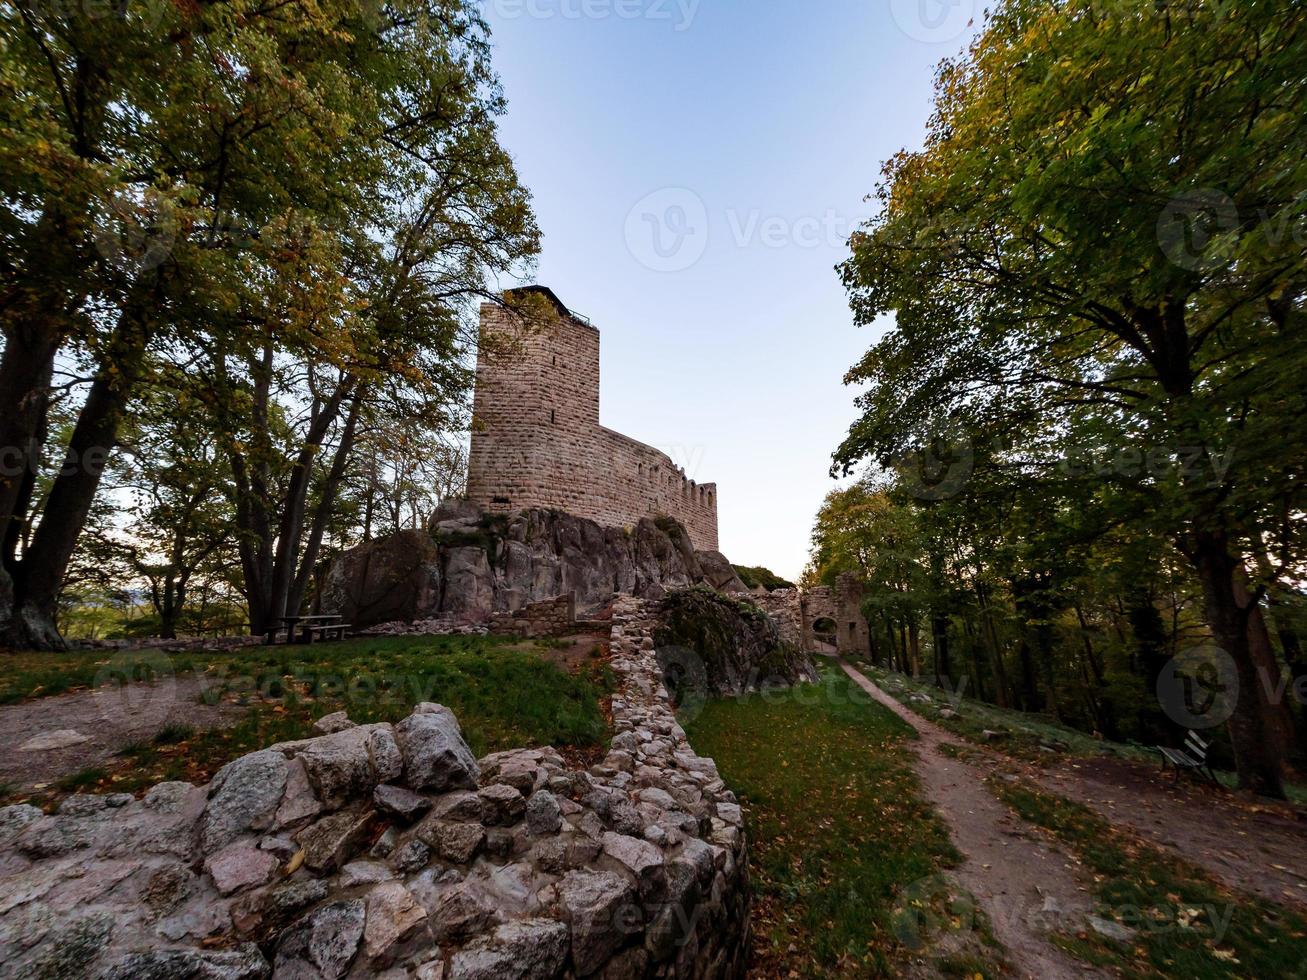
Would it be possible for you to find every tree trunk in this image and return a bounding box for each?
[266,378,353,625]
[1192,532,1285,798]
[931,612,950,687]
[908,619,921,678]
[975,586,1011,708]
[959,613,988,702]
[1074,604,1118,739]
[4,312,153,649]
[1252,543,1307,762]
[1233,570,1298,774]
[1128,588,1178,743]
[0,325,60,570]
[287,394,362,617]
[215,346,275,636]
[159,575,180,640]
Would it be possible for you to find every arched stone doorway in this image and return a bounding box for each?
[811,616,838,648]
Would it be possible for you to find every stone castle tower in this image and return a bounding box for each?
[467,287,720,551]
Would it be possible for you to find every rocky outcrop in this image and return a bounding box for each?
[0,598,753,979]
[653,588,818,699]
[320,504,748,630]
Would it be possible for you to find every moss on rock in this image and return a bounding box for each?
[653,587,815,700]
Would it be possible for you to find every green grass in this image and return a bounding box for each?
[685,666,1004,978]
[3,634,613,806]
[863,665,1157,763]
[0,648,203,704]
[196,635,613,752]
[55,767,108,792]
[991,777,1307,979]
[115,740,157,761]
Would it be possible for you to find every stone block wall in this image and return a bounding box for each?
[0,603,749,979]
[488,593,578,638]
[744,575,871,657]
[468,291,720,551]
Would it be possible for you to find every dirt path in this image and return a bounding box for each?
[0,676,243,793]
[1036,756,1307,909]
[829,656,1107,980]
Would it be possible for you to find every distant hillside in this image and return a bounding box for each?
[732,565,795,592]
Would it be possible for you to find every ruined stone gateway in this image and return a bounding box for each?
[468,287,719,552]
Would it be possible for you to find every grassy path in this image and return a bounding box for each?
[685,666,1005,978]
[828,658,1106,979]
[845,660,1307,978]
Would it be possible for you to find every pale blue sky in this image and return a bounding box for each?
[483,0,979,579]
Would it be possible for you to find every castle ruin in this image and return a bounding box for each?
[467,287,720,551]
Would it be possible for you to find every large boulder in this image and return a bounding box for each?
[318,529,442,627]
[653,587,817,697]
[320,506,750,629]
[200,750,289,854]
[442,546,496,616]
[395,705,480,792]
[694,551,749,595]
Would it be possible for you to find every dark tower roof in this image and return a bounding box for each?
[504,285,589,325]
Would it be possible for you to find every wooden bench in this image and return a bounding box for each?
[267,615,350,645]
[1158,730,1219,784]
[301,622,351,643]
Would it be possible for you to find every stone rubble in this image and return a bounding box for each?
[0,596,750,979]
[358,619,493,639]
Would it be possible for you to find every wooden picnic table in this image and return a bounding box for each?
[267,614,350,645]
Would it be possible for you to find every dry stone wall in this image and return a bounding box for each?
[742,575,871,657]
[488,594,577,639]
[468,294,719,552]
[0,601,749,979]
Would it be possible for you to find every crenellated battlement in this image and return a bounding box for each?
[467,287,720,551]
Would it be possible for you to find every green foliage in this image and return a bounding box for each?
[833,0,1307,792]
[731,565,795,592]
[654,586,811,695]
[1,0,541,648]
[686,667,1003,977]
[653,514,685,544]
